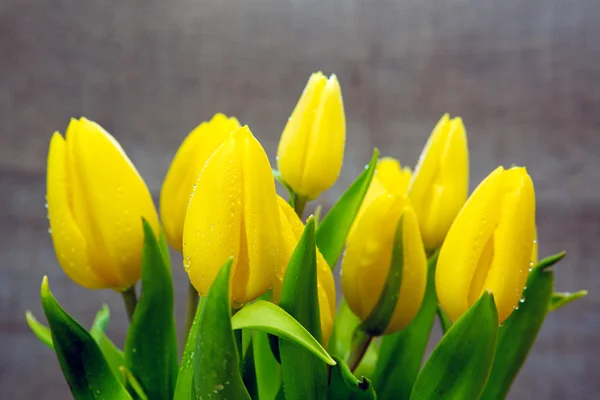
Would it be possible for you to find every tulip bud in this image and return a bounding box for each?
[277,72,346,200]
[160,113,240,251]
[46,118,160,290]
[342,162,427,334]
[183,126,280,306]
[408,114,469,250]
[435,166,536,323]
[273,196,336,345]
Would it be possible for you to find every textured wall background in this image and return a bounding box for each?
[1,0,599,398]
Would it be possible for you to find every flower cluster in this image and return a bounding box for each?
[31,72,586,400]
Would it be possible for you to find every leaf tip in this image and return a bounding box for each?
[40,275,50,298]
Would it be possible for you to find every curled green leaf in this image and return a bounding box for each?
[549,290,588,312]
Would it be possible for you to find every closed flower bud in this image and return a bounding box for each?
[183,126,280,306]
[160,113,240,251]
[46,118,160,290]
[342,160,427,334]
[277,72,346,199]
[408,114,469,250]
[273,196,336,345]
[435,166,536,323]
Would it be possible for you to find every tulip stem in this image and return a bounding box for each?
[293,194,308,218]
[121,286,138,322]
[437,305,453,334]
[347,330,373,372]
[183,282,199,342]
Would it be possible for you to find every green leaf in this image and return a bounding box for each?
[125,220,178,400]
[89,307,125,385]
[373,252,440,399]
[328,355,377,400]
[437,305,453,334]
[173,296,205,400]
[194,258,250,399]
[534,251,566,272]
[273,169,296,207]
[316,148,379,268]
[480,253,561,399]
[26,311,53,349]
[231,301,335,366]
[359,212,405,335]
[548,290,588,312]
[410,292,498,400]
[352,339,380,380]
[329,300,361,360]
[252,331,282,400]
[120,367,149,400]
[40,277,132,400]
[242,337,259,400]
[278,217,327,400]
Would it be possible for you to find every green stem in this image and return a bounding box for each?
[437,305,453,334]
[121,286,138,322]
[293,194,308,218]
[347,330,373,372]
[183,282,199,342]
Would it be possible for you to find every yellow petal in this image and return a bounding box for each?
[479,168,535,322]
[277,72,328,195]
[374,157,412,195]
[184,126,279,305]
[66,118,160,289]
[160,114,240,251]
[435,166,505,322]
[384,207,428,333]
[409,115,469,249]
[47,132,108,289]
[301,74,346,198]
[318,284,334,346]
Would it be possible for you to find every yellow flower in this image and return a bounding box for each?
[160,113,240,251]
[277,72,346,199]
[273,196,336,345]
[342,161,427,335]
[408,114,469,250]
[46,118,160,290]
[435,166,536,323]
[183,126,280,306]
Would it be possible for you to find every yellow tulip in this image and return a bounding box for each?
[183,126,280,306]
[46,118,160,290]
[342,162,427,334]
[273,196,336,345]
[277,72,346,200]
[435,166,536,324]
[408,114,469,250]
[160,113,240,251]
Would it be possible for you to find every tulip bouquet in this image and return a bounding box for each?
[27,72,587,400]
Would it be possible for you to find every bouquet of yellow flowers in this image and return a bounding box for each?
[27,72,586,400]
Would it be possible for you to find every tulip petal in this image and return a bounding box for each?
[480,168,536,322]
[47,132,107,289]
[436,166,505,322]
[278,72,328,194]
[183,133,242,299]
[240,127,280,303]
[67,118,160,288]
[160,114,240,251]
[302,74,346,198]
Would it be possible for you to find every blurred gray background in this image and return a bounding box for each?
[1,0,599,398]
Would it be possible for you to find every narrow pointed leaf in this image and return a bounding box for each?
[373,252,439,399]
[26,311,53,349]
[480,254,560,399]
[316,148,379,268]
[125,220,178,400]
[273,169,296,206]
[40,277,132,400]
[548,290,588,312]
[253,331,282,400]
[411,292,498,400]
[89,305,125,384]
[329,300,361,360]
[278,217,327,399]
[120,367,149,400]
[359,212,405,335]
[194,258,250,399]
[328,355,377,400]
[173,296,205,400]
[535,251,566,272]
[90,304,111,333]
[231,301,335,366]
[242,338,259,400]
